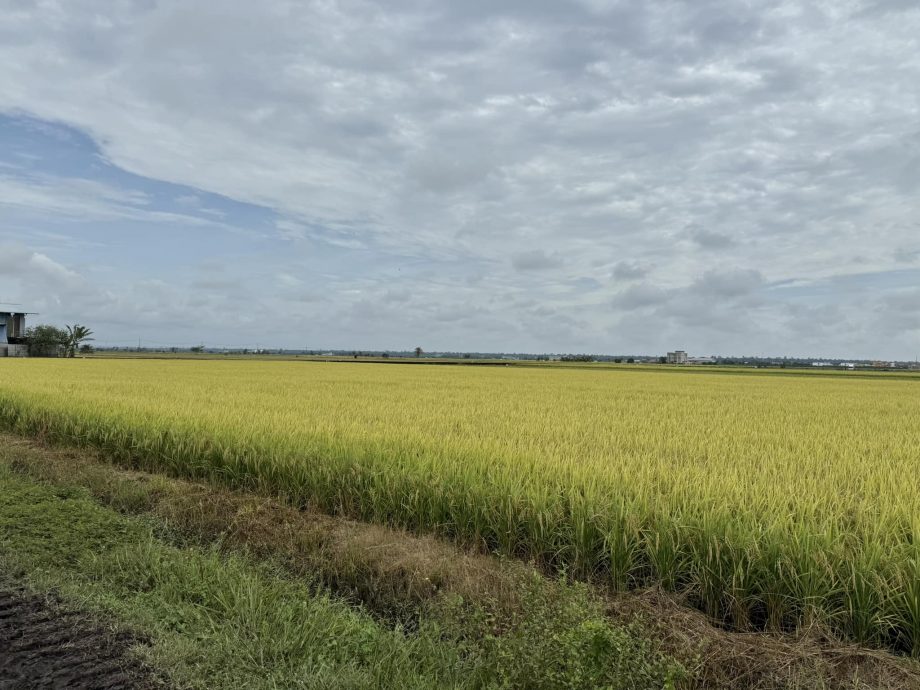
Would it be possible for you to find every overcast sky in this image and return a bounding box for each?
[1,1,919,357]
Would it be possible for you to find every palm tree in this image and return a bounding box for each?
[65,324,94,358]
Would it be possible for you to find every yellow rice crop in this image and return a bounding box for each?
[1,358,918,654]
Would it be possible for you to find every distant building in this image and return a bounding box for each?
[0,311,31,357]
[688,355,716,364]
[666,350,688,365]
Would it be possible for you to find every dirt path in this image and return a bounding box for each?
[0,585,157,689]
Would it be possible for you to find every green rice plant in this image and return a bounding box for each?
[843,543,891,646]
[889,550,920,658]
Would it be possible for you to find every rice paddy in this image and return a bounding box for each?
[1,358,918,655]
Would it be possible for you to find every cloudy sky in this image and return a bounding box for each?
[1,0,919,357]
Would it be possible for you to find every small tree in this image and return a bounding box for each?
[25,325,67,357]
[414,346,423,358]
[64,324,94,358]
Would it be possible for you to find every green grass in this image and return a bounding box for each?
[0,462,683,689]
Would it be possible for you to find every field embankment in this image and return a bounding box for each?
[0,358,918,657]
[0,435,683,689]
[4,435,920,688]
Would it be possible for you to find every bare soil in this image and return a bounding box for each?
[0,585,157,690]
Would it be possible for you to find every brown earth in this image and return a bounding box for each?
[0,584,157,690]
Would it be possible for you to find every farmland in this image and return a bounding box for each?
[1,358,919,657]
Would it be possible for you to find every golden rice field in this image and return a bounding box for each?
[1,358,918,654]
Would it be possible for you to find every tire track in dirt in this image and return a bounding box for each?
[0,585,159,689]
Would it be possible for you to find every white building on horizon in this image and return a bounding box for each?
[666,350,688,365]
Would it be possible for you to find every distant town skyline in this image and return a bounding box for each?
[2,2,919,359]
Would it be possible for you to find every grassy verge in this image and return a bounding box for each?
[4,435,920,688]
[0,442,682,689]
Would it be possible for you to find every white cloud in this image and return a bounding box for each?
[0,244,80,285]
[1,1,919,356]
[611,261,649,281]
[511,250,563,271]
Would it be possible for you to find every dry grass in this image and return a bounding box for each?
[3,434,527,623]
[4,433,919,689]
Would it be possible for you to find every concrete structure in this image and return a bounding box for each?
[0,311,32,357]
[666,350,688,365]
[0,343,29,357]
